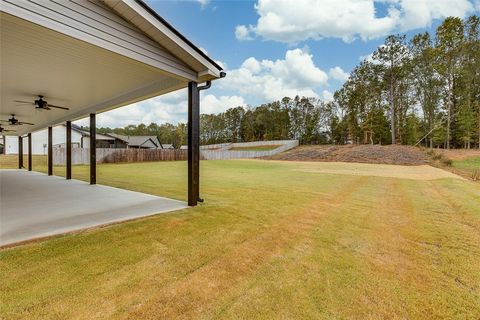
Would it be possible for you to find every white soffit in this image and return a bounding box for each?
[0,12,187,136]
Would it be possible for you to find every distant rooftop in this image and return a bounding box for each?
[108,133,160,148]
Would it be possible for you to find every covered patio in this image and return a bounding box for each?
[1,0,224,245]
[0,170,188,246]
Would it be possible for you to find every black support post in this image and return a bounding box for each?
[27,133,32,171]
[66,121,72,179]
[18,136,23,169]
[188,82,200,206]
[90,114,96,185]
[48,126,53,176]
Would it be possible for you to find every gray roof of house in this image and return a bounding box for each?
[108,133,160,147]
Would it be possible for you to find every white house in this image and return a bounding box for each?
[3,125,116,155]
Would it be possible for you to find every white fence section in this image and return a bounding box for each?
[200,140,298,160]
[199,143,232,150]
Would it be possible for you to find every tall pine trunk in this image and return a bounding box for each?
[446,98,451,149]
[390,77,396,144]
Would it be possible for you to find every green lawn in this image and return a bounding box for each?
[452,156,480,180]
[1,156,480,319]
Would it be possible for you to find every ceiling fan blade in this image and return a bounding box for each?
[47,104,69,110]
[14,100,34,104]
[5,129,16,132]
[18,122,34,125]
[0,120,10,123]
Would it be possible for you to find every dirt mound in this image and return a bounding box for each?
[264,144,429,165]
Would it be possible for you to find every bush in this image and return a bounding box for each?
[426,149,452,167]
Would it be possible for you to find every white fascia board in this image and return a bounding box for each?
[118,0,222,79]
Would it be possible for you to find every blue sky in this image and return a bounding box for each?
[81,0,479,128]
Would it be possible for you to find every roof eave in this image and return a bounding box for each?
[105,0,223,80]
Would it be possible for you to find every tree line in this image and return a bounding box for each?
[335,15,479,148]
[92,97,335,147]
[93,15,479,149]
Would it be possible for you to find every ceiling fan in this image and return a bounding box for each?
[15,95,69,111]
[0,125,16,133]
[0,114,34,126]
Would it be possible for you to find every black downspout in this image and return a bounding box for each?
[66,121,72,179]
[27,133,32,171]
[48,127,53,176]
[90,114,96,185]
[188,82,199,206]
[18,136,23,169]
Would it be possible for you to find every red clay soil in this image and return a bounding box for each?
[264,144,429,165]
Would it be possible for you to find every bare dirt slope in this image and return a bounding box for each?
[436,148,480,160]
[264,144,428,165]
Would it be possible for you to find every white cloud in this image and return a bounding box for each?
[235,25,254,40]
[397,0,475,31]
[359,53,375,63]
[241,57,262,73]
[328,66,349,82]
[201,95,246,114]
[196,0,210,8]
[322,90,334,102]
[74,90,245,128]
[242,0,476,43]
[221,48,328,101]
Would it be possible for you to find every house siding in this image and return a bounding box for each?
[1,0,197,80]
[4,126,84,155]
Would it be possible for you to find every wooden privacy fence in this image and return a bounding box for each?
[53,148,187,165]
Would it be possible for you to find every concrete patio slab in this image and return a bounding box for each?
[0,170,188,246]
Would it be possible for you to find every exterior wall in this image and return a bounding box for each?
[113,139,128,149]
[1,0,196,80]
[4,126,83,155]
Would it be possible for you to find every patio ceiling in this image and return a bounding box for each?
[1,12,186,136]
[0,0,223,136]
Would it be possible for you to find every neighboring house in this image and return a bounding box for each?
[108,134,162,149]
[3,124,125,155]
[3,127,173,154]
[73,126,127,149]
